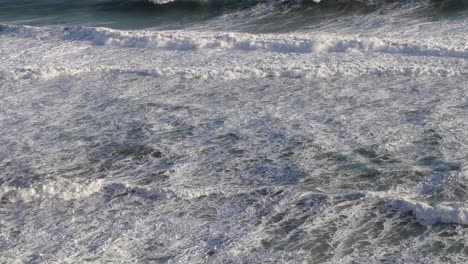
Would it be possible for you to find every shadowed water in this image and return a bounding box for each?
[0,0,467,30]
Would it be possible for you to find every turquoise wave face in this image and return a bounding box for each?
[0,0,467,30]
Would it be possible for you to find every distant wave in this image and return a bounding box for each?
[0,0,465,32]
[144,0,468,11]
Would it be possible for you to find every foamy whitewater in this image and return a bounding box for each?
[1,0,468,263]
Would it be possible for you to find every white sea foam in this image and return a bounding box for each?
[398,199,468,225]
[0,180,104,203]
[1,14,468,263]
[0,25,466,82]
[148,0,177,4]
[365,190,468,225]
[0,178,276,204]
[5,177,466,226]
[55,27,468,59]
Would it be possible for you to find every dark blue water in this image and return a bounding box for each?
[0,0,466,31]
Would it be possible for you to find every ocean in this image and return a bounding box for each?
[0,0,468,263]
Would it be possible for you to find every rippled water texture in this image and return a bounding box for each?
[1,0,468,263]
[2,73,468,262]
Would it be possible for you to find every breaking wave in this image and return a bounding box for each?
[1,24,466,81]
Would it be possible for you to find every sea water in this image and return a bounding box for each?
[1,0,468,263]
